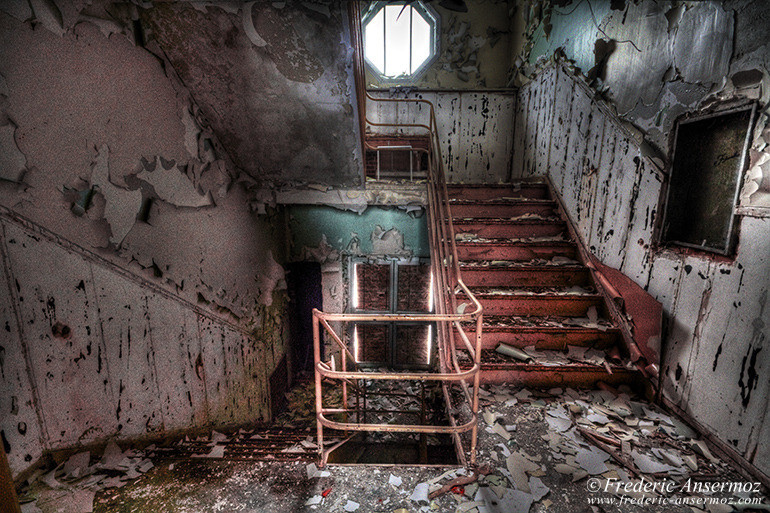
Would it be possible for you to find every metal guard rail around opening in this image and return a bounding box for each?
[313,3,483,467]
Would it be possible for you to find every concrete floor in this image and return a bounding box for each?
[17,384,769,513]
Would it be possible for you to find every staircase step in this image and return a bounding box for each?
[476,361,641,388]
[459,288,604,316]
[457,349,640,388]
[447,183,550,200]
[459,263,590,288]
[456,239,578,261]
[453,219,566,239]
[449,199,557,219]
[456,319,620,351]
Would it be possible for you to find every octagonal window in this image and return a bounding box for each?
[363,2,438,80]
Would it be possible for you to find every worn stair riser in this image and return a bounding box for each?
[456,243,578,262]
[454,328,620,351]
[447,184,549,200]
[476,366,640,388]
[454,222,565,239]
[461,295,605,317]
[448,180,642,391]
[449,202,557,219]
[460,268,590,288]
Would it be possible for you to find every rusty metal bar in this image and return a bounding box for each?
[314,28,483,465]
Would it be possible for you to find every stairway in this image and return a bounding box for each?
[449,181,643,389]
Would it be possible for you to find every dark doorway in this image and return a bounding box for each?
[287,262,323,376]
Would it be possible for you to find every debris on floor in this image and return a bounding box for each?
[14,384,767,513]
[17,441,155,513]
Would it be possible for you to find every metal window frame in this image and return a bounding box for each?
[361,1,440,82]
[347,256,434,369]
[661,102,757,256]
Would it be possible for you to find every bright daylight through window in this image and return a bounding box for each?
[363,2,438,80]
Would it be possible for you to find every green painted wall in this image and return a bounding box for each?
[288,205,429,258]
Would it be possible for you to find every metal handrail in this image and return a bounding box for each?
[312,2,483,467]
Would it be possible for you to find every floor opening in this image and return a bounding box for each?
[323,378,461,466]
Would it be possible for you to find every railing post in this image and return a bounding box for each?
[470,313,483,465]
[313,310,325,465]
[342,335,348,430]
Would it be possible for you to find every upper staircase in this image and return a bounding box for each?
[449,181,644,390]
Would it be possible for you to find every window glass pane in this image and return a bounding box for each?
[384,5,411,77]
[364,8,385,74]
[355,263,390,311]
[397,263,431,312]
[356,323,390,363]
[411,11,431,73]
[394,324,433,366]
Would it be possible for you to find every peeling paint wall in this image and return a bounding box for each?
[287,204,429,360]
[139,1,362,187]
[0,4,289,477]
[513,63,770,478]
[288,205,429,260]
[519,0,769,160]
[368,91,516,183]
[0,215,286,477]
[365,0,515,89]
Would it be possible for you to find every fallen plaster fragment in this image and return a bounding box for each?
[575,446,611,475]
[41,468,63,489]
[99,441,125,470]
[388,474,402,487]
[410,482,430,504]
[528,476,549,501]
[343,500,360,512]
[64,451,91,478]
[631,450,680,474]
[482,409,499,425]
[545,416,572,433]
[91,145,142,245]
[211,431,228,443]
[498,488,534,513]
[305,495,323,505]
[137,157,213,208]
[29,0,64,36]
[690,440,718,463]
[642,406,674,426]
[242,2,267,46]
[306,463,330,479]
[0,125,27,182]
[191,445,224,459]
[506,452,539,492]
[492,423,511,440]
